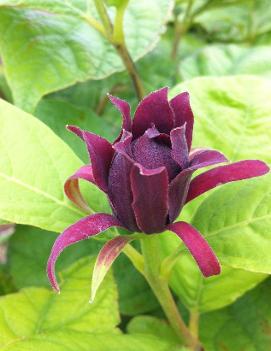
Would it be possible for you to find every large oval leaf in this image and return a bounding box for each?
[200,278,271,351]
[0,0,173,111]
[193,174,271,274]
[0,98,87,232]
[171,76,271,164]
[180,45,271,80]
[161,76,271,312]
[1,256,181,351]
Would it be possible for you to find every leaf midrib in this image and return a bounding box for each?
[0,171,84,217]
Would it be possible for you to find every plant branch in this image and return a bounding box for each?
[141,235,202,350]
[160,243,183,280]
[115,44,145,100]
[189,311,200,339]
[93,0,113,38]
[93,0,145,101]
[171,0,194,60]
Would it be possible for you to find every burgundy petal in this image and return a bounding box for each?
[91,235,133,302]
[170,92,194,150]
[108,94,132,132]
[189,148,228,170]
[109,132,139,231]
[67,125,114,192]
[132,129,180,181]
[131,164,169,234]
[64,165,95,212]
[0,223,15,238]
[169,169,193,222]
[132,87,174,137]
[168,221,221,277]
[186,160,270,203]
[47,213,123,292]
[170,126,189,168]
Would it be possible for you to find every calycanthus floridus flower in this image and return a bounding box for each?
[47,87,269,300]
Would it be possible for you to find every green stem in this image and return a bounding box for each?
[171,0,194,60]
[93,0,145,101]
[160,243,183,280]
[113,1,128,44]
[93,0,113,38]
[189,311,200,339]
[141,236,202,350]
[115,43,145,100]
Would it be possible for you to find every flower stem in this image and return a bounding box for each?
[140,235,202,350]
[115,43,145,101]
[189,311,199,339]
[93,0,145,101]
[171,0,194,60]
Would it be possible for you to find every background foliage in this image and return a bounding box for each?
[0,0,270,350]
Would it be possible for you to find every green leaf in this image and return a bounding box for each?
[193,174,271,274]
[163,238,267,312]
[1,257,119,346]
[0,98,86,232]
[180,45,271,80]
[0,0,173,111]
[35,97,119,163]
[200,278,271,351]
[7,225,159,316]
[127,316,179,344]
[161,76,271,312]
[1,256,181,351]
[193,0,271,44]
[171,76,271,164]
[7,225,102,288]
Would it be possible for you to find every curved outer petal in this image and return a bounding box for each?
[168,148,227,220]
[169,169,193,222]
[170,126,189,168]
[132,87,174,137]
[109,132,139,231]
[67,125,114,192]
[64,165,95,212]
[170,92,194,151]
[0,223,15,238]
[186,160,270,203]
[47,213,123,292]
[131,164,169,234]
[189,148,228,170]
[108,94,132,132]
[168,221,221,277]
[90,235,133,303]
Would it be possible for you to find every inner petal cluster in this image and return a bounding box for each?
[131,135,180,180]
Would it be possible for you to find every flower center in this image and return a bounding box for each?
[132,136,180,180]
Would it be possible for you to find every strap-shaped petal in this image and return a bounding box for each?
[131,164,169,234]
[186,160,270,203]
[0,223,15,237]
[67,125,114,192]
[168,221,221,277]
[64,165,95,212]
[169,169,193,222]
[90,235,133,303]
[47,213,123,292]
[108,94,132,132]
[170,126,189,168]
[109,132,139,231]
[189,148,228,170]
[132,87,174,137]
[170,92,194,150]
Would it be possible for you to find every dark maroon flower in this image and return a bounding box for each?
[47,87,269,292]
